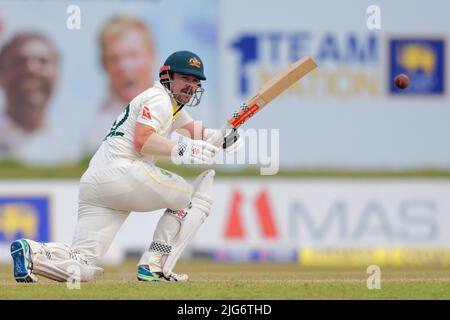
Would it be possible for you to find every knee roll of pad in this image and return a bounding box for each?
[164,190,212,221]
[191,169,215,193]
[191,192,212,217]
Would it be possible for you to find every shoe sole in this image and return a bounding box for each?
[137,273,161,282]
[136,267,188,282]
[136,266,162,282]
[11,240,36,283]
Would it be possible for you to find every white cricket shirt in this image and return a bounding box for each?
[89,81,192,167]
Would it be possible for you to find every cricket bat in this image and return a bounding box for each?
[219,56,318,148]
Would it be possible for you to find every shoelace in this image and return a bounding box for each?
[69,249,88,265]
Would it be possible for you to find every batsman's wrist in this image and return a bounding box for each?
[140,132,177,157]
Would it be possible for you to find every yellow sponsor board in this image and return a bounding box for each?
[298,247,450,267]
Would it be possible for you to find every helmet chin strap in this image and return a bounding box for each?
[159,72,183,115]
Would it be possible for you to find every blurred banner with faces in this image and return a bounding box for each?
[0,0,218,165]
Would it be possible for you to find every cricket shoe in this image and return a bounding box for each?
[137,265,189,282]
[10,239,38,283]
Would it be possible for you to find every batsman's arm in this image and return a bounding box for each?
[178,121,240,151]
[177,121,205,140]
[135,122,218,163]
[135,123,176,157]
[174,108,238,149]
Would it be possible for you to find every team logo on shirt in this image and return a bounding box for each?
[142,106,152,120]
[188,57,201,68]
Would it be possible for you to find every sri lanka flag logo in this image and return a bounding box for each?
[389,38,445,95]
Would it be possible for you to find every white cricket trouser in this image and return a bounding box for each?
[72,158,193,265]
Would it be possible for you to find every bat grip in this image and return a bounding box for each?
[222,128,240,149]
[212,123,240,149]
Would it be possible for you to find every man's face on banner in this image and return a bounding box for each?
[102,28,154,103]
[0,15,4,38]
[0,37,58,131]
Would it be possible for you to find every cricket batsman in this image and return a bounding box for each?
[10,50,240,282]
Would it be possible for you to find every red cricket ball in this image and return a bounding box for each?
[395,74,410,90]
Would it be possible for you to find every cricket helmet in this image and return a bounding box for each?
[159,50,206,80]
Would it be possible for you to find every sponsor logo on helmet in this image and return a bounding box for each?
[188,57,201,68]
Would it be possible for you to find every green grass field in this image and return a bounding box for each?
[2,159,450,179]
[1,260,449,299]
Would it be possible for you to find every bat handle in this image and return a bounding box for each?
[222,127,240,149]
[212,123,239,149]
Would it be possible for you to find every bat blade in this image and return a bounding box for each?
[228,56,317,129]
[257,56,317,104]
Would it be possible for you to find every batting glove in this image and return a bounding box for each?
[172,135,218,165]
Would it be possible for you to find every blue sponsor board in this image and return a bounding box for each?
[0,197,50,243]
[231,32,380,96]
[389,38,445,95]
